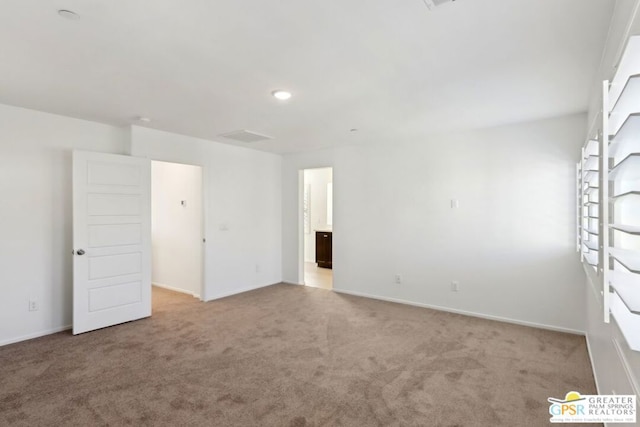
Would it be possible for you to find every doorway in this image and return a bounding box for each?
[302,167,333,290]
[151,161,204,299]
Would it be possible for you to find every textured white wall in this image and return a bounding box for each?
[151,161,203,297]
[131,126,282,301]
[0,104,128,345]
[283,114,587,332]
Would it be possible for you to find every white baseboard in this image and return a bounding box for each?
[333,288,585,336]
[585,333,602,394]
[584,329,639,398]
[153,282,200,299]
[282,281,304,286]
[205,282,280,301]
[0,324,71,347]
[612,336,640,397]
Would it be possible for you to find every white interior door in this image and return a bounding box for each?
[73,151,151,335]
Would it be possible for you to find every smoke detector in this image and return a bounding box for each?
[423,0,455,10]
[219,130,273,143]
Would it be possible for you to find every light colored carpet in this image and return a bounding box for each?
[0,284,598,426]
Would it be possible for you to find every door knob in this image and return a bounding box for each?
[76,249,85,256]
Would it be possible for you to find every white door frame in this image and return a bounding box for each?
[298,166,333,287]
[298,170,305,285]
[150,159,207,301]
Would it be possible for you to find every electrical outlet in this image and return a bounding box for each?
[394,274,402,284]
[451,281,459,292]
[29,300,38,311]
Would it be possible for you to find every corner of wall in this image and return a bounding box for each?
[122,125,133,155]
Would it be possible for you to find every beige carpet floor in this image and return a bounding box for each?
[0,284,599,426]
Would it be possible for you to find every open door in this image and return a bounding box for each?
[72,151,152,335]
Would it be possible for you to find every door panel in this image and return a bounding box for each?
[73,151,151,335]
[89,281,142,312]
[86,273,142,290]
[88,161,141,186]
[87,194,141,216]
[88,224,142,247]
[88,253,142,279]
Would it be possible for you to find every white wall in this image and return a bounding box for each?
[283,114,587,332]
[584,0,640,402]
[151,161,203,297]
[130,126,282,301]
[0,106,282,346]
[303,167,332,262]
[0,103,128,346]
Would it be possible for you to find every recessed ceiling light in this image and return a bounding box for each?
[57,9,80,20]
[271,90,292,100]
[136,116,152,123]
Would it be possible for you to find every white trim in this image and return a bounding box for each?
[204,282,278,301]
[153,282,200,300]
[298,170,305,286]
[0,325,71,347]
[282,281,304,286]
[148,158,208,302]
[601,81,610,325]
[298,166,333,287]
[200,163,208,302]
[333,288,585,335]
[585,333,602,394]
[612,335,640,396]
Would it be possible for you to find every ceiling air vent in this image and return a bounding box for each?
[219,130,273,143]
[423,0,455,10]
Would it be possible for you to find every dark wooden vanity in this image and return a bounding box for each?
[315,231,332,269]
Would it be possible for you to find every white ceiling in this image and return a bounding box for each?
[0,0,614,153]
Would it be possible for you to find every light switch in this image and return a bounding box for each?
[451,199,459,209]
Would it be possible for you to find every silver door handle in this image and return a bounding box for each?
[76,249,85,256]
